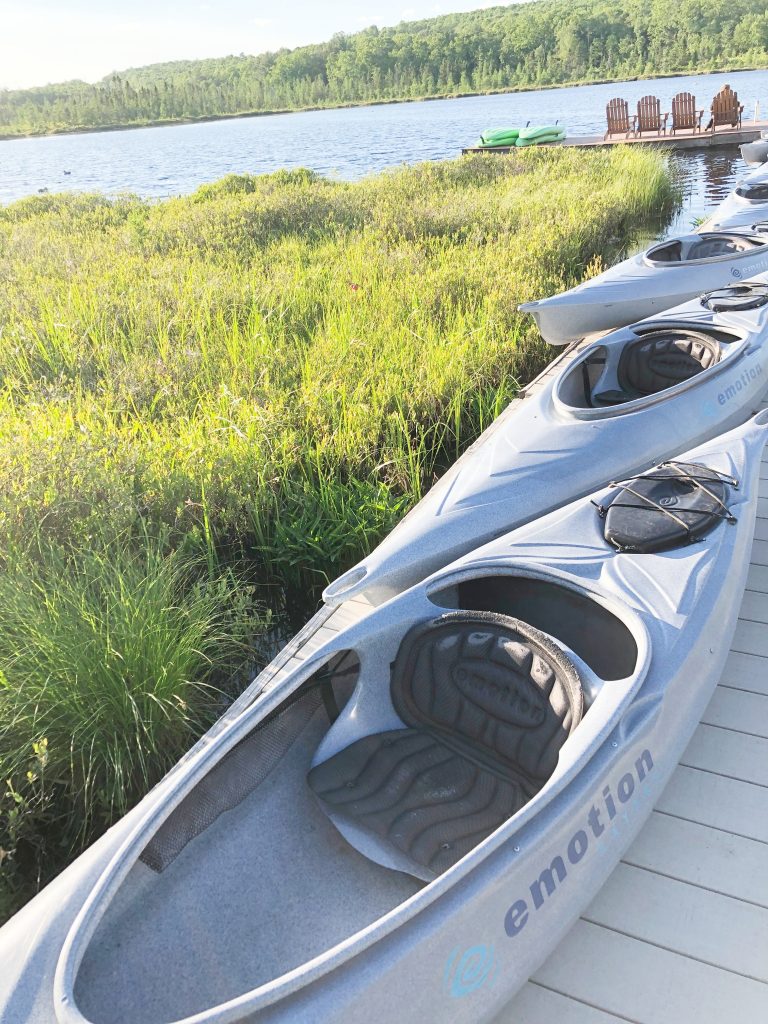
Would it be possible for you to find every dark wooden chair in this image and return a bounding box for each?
[605,97,632,139]
[709,85,744,131]
[670,92,704,134]
[635,95,668,136]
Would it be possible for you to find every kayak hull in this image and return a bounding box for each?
[700,176,768,230]
[519,231,768,346]
[2,416,763,1024]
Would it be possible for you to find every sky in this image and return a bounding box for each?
[0,1,508,89]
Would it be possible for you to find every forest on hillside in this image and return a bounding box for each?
[1,0,767,134]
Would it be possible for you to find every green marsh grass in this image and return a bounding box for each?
[0,536,264,915]
[0,147,678,918]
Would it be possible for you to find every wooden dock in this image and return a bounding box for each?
[243,336,768,1022]
[462,120,768,154]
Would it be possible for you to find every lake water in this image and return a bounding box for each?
[1,67,766,231]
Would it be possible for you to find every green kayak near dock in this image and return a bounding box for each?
[475,124,565,149]
[516,124,566,146]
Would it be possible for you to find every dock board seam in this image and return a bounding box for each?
[652,808,768,848]
[526,980,643,1024]
[688,718,768,744]
[673,759,768,789]
[618,857,768,913]
[577,915,768,987]
[714,681,768,698]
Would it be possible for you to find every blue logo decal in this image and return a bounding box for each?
[731,267,742,279]
[444,944,497,998]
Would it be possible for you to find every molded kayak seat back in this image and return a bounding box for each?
[308,611,582,879]
[594,329,720,405]
[686,234,762,258]
[601,462,734,553]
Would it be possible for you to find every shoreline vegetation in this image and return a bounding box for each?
[0,148,678,923]
[1,64,768,143]
[1,64,767,143]
[1,0,767,140]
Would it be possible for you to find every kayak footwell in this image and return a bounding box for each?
[75,696,420,1024]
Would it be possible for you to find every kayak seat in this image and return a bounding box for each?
[308,611,582,880]
[593,329,720,406]
[686,234,762,259]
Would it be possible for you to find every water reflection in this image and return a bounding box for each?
[667,146,745,233]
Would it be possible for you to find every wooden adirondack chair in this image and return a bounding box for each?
[670,92,704,134]
[635,95,668,136]
[605,97,632,139]
[709,85,744,131]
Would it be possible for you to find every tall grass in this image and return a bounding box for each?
[0,536,264,914]
[0,147,678,920]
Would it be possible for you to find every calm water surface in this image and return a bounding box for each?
[1,68,766,229]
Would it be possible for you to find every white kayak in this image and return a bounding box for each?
[700,177,768,230]
[1,413,764,1024]
[323,283,768,607]
[518,230,768,345]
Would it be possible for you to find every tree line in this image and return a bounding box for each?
[1,0,767,135]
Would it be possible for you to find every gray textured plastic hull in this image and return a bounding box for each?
[324,291,768,607]
[0,416,764,1024]
[518,231,768,346]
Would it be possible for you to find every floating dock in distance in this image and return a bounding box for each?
[462,120,768,154]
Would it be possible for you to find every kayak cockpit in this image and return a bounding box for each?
[645,231,766,265]
[73,656,422,1024]
[735,182,768,203]
[68,568,644,1024]
[308,610,584,880]
[554,323,743,414]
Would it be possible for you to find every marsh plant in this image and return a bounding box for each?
[0,147,678,919]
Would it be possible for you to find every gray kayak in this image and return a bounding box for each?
[325,282,768,607]
[701,176,768,231]
[518,230,768,346]
[1,412,764,1024]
